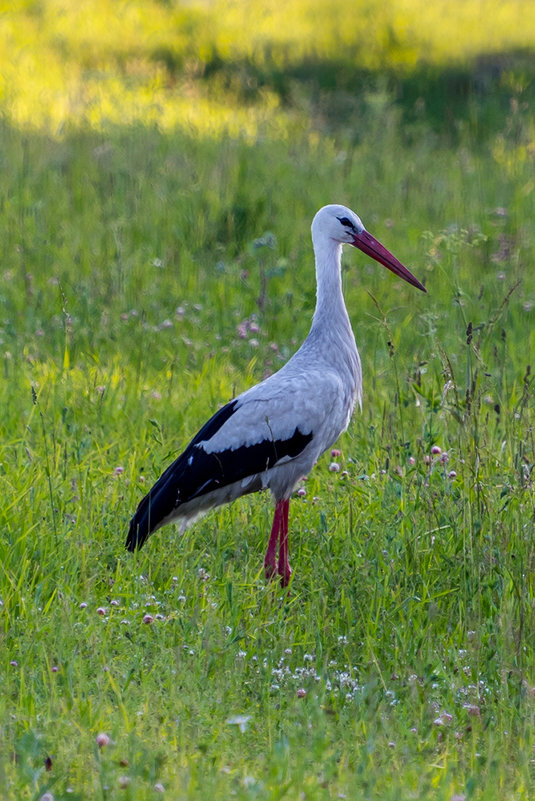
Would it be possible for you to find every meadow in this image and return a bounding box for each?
[1,1,535,798]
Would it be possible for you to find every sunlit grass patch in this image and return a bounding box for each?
[1,0,534,137]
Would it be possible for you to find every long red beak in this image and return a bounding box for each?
[351,230,426,292]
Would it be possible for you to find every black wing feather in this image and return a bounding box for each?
[126,399,312,551]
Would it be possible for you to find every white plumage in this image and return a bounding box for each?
[127,204,425,585]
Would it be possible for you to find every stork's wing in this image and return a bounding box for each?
[126,396,313,550]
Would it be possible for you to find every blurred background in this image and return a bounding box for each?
[1,0,534,368]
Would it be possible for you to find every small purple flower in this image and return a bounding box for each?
[448,470,457,479]
[297,487,306,497]
[431,445,442,455]
[97,607,107,616]
[143,614,154,624]
[96,732,110,748]
[297,688,307,698]
[331,449,340,458]
[114,466,124,475]
[329,462,340,473]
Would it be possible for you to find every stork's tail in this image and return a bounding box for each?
[125,492,157,551]
[125,458,183,551]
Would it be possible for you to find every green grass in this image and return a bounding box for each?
[1,1,535,799]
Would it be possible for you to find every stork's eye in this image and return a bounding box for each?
[337,216,355,229]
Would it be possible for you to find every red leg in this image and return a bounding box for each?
[277,499,291,587]
[264,501,284,580]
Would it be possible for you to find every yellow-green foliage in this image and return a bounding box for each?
[0,0,533,135]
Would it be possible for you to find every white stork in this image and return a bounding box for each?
[126,204,425,585]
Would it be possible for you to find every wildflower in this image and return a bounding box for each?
[114,466,124,475]
[96,733,111,748]
[79,602,88,609]
[329,462,340,472]
[118,776,131,788]
[226,715,251,732]
[434,712,453,726]
[154,784,165,793]
[297,488,306,497]
[431,445,442,455]
[97,607,107,616]
[463,704,481,716]
[448,470,457,479]
[331,449,340,458]
[143,614,154,624]
[297,688,307,698]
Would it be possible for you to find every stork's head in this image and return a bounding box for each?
[312,204,426,292]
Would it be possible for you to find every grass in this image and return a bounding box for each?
[1,1,535,799]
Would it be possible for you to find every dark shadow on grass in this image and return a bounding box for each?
[194,47,535,141]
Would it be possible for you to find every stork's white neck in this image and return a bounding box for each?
[310,236,350,333]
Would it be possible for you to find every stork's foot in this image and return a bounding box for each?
[264,561,291,587]
[279,564,292,588]
[264,559,278,581]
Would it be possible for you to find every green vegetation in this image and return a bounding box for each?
[1,1,535,798]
